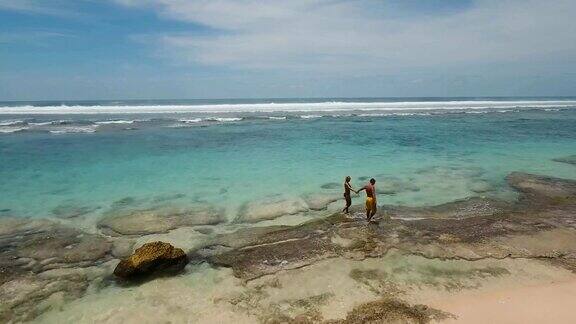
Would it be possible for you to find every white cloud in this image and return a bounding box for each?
[116,0,576,74]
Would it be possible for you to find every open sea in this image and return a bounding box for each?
[1,97,576,222]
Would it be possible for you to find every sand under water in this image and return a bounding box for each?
[1,171,576,323]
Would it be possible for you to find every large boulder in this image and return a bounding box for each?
[113,241,188,279]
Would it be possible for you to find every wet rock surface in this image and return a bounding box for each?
[200,172,576,281]
[385,197,511,220]
[114,241,188,279]
[98,203,225,236]
[0,218,113,322]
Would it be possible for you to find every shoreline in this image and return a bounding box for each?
[2,171,576,322]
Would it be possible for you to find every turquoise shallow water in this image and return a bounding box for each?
[1,99,575,221]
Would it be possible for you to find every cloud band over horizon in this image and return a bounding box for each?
[1,0,575,100]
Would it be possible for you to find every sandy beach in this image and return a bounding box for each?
[431,279,576,323]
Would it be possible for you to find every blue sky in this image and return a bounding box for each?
[1,0,575,100]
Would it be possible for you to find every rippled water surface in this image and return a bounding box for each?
[1,98,576,220]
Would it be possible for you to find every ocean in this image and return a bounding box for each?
[1,97,576,221]
[2,97,576,323]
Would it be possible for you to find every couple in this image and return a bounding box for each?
[343,176,377,221]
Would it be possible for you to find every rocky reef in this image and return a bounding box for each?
[2,171,576,323]
[197,172,576,281]
[0,218,113,322]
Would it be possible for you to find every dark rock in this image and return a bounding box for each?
[114,241,188,279]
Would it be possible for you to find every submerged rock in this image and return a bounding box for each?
[334,298,453,324]
[468,180,493,193]
[51,203,99,219]
[98,204,225,236]
[235,197,308,223]
[552,155,576,165]
[320,182,341,190]
[0,217,112,280]
[375,177,420,195]
[302,193,342,210]
[201,172,576,280]
[385,197,510,220]
[507,172,576,204]
[0,217,113,322]
[113,241,188,279]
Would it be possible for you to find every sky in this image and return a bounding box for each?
[0,0,575,100]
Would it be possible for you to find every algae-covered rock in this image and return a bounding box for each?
[114,241,188,279]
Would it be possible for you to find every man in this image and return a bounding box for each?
[357,178,377,221]
[342,176,356,214]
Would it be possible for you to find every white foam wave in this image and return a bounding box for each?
[179,118,203,123]
[205,117,243,122]
[0,119,24,126]
[28,121,53,126]
[49,125,98,134]
[300,115,322,119]
[268,116,287,120]
[0,126,28,133]
[95,120,135,125]
[1,100,575,114]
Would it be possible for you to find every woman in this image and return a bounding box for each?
[342,176,357,214]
